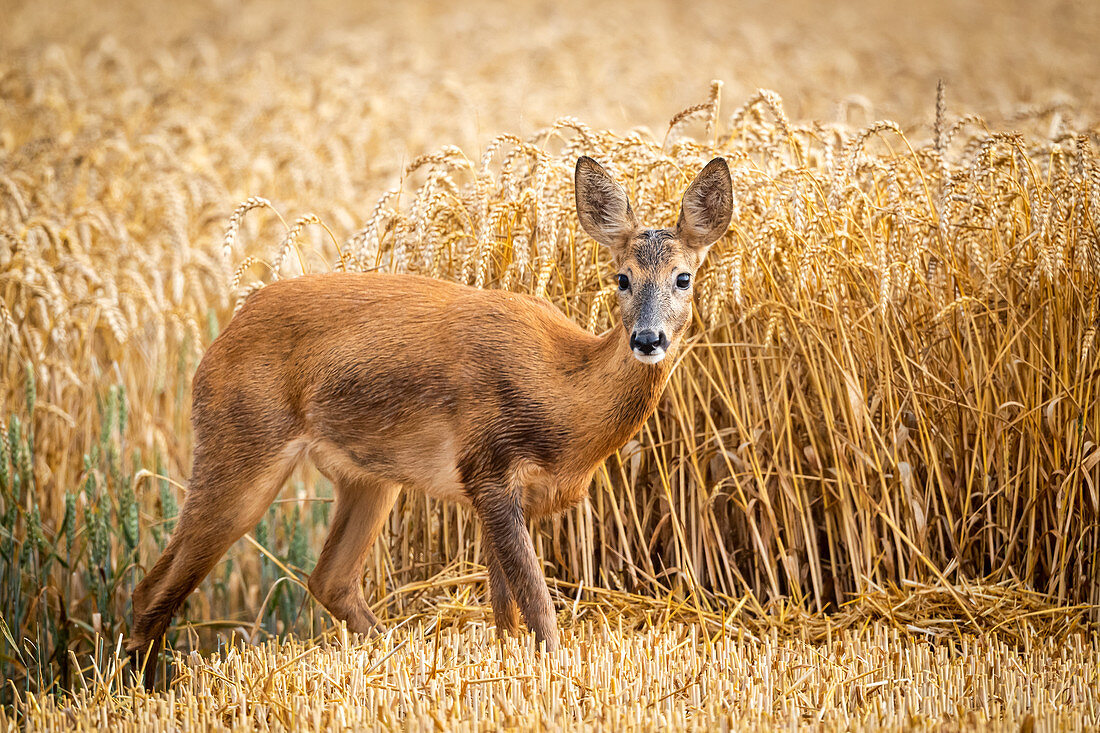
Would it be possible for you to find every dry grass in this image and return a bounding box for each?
[2,0,1100,727]
[4,615,1099,731]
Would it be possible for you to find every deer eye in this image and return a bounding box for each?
[617,274,630,291]
[676,273,692,290]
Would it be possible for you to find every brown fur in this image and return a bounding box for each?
[128,157,732,688]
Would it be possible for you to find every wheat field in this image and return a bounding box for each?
[7,620,1100,731]
[2,0,1099,729]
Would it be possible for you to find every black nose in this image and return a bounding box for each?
[630,329,668,354]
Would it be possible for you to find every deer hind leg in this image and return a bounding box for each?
[307,474,401,635]
[473,480,558,651]
[128,440,303,688]
[481,531,521,636]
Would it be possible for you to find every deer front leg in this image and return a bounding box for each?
[473,487,558,651]
[481,531,521,636]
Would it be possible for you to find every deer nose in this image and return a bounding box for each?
[630,329,668,354]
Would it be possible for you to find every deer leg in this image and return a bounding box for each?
[473,485,558,651]
[308,476,401,634]
[128,444,297,689]
[481,531,521,636]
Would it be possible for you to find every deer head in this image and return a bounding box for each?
[575,156,733,363]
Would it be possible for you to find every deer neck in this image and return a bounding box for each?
[572,326,673,461]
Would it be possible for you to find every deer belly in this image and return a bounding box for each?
[417,461,467,504]
[387,433,467,503]
[308,430,468,504]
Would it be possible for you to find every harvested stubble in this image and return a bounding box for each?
[4,617,1099,731]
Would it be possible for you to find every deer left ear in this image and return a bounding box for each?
[574,156,639,259]
[675,158,732,257]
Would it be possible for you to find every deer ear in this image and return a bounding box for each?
[675,157,732,257]
[574,157,638,256]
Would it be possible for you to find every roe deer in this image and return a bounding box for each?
[128,156,732,688]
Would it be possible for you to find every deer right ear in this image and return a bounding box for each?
[675,157,732,255]
[574,157,638,255]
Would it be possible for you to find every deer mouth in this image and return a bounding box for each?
[632,349,667,365]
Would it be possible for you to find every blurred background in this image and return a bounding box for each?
[6,0,1098,181]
